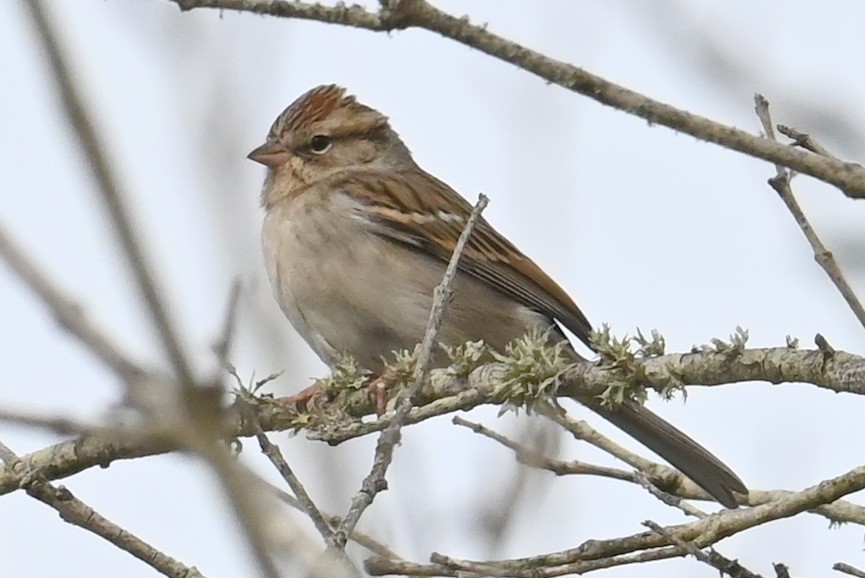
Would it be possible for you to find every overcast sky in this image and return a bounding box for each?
[2,1,865,577]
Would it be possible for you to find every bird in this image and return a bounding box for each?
[248,84,747,508]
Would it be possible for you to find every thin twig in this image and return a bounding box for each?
[644,520,764,578]
[210,439,362,578]
[200,435,356,578]
[267,485,408,561]
[461,402,713,509]
[753,95,865,332]
[368,545,687,577]
[777,125,832,157]
[333,194,489,548]
[409,193,489,398]
[835,563,865,578]
[207,447,356,578]
[243,471,360,578]
[464,418,563,548]
[255,431,335,544]
[24,0,194,385]
[634,473,708,518]
[452,416,634,482]
[544,408,719,503]
[424,546,685,578]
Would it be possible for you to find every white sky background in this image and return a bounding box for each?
[2,1,865,577]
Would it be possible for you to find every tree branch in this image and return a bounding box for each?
[167,0,865,200]
[2,344,863,523]
[753,95,865,331]
[367,463,865,577]
[0,440,205,578]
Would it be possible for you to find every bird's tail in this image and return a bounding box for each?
[551,327,746,507]
[591,401,746,507]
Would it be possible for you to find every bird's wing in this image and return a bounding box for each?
[334,168,593,347]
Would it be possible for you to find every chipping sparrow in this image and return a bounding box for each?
[249,85,746,507]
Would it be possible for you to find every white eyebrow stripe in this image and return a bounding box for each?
[359,203,466,228]
[435,211,464,223]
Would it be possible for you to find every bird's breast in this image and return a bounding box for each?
[262,189,552,371]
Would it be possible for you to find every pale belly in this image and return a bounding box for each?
[262,192,550,370]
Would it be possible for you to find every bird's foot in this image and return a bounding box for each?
[367,366,400,416]
[276,382,323,413]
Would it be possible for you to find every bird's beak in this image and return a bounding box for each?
[247,140,291,168]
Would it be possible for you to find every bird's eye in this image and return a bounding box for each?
[308,135,332,154]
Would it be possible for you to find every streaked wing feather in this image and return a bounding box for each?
[335,169,593,346]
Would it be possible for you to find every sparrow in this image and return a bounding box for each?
[249,85,747,507]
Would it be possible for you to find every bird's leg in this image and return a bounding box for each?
[276,381,324,413]
[274,366,400,416]
[366,365,400,416]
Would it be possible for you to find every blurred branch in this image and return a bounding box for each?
[263,479,408,562]
[835,563,865,578]
[254,429,343,556]
[193,433,358,578]
[0,440,205,578]
[0,396,311,578]
[247,474,360,578]
[642,2,865,155]
[213,279,243,367]
[472,418,563,549]
[169,0,865,200]
[0,220,144,381]
[24,0,194,385]
[18,5,328,572]
[193,440,283,578]
[0,408,105,437]
[754,95,865,332]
